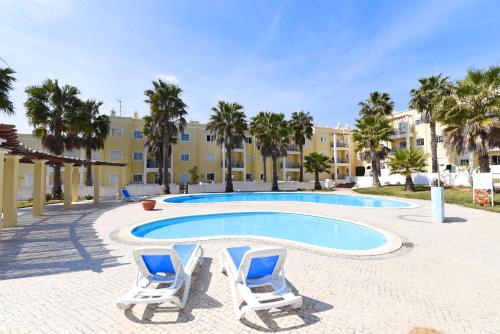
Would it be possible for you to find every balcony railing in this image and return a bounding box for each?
[287,145,299,152]
[222,161,245,168]
[234,143,244,149]
[334,158,349,164]
[285,162,300,169]
[146,160,158,168]
[331,141,348,148]
[337,174,348,179]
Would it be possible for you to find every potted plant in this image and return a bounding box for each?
[141,199,156,211]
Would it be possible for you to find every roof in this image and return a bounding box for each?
[0,124,126,167]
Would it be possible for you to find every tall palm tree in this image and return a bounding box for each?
[409,74,452,173]
[265,113,289,191]
[436,66,500,172]
[25,79,81,199]
[304,152,331,190]
[206,101,247,192]
[0,66,16,115]
[143,115,164,185]
[352,115,395,187]
[249,111,273,182]
[73,100,110,186]
[144,80,187,194]
[289,110,314,182]
[358,91,395,116]
[386,148,428,192]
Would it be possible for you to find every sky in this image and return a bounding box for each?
[0,0,499,133]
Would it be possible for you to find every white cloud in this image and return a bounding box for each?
[154,74,179,84]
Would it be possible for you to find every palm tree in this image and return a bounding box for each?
[289,110,314,182]
[266,113,289,191]
[73,100,110,186]
[386,148,428,191]
[249,111,273,182]
[144,80,187,194]
[0,66,16,115]
[358,91,395,116]
[304,152,331,190]
[352,115,395,187]
[25,79,81,199]
[409,74,452,173]
[436,66,500,172]
[143,115,164,185]
[206,101,247,192]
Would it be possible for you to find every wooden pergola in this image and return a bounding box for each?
[0,124,127,229]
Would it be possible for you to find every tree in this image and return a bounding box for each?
[144,80,187,194]
[304,152,331,190]
[73,99,110,186]
[436,66,500,173]
[25,79,81,199]
[409,74,452,173]
[0,66,16,115]
[143,115,163,185]
[386,148,428,191]
[289,110,314,182]
[352,115,395,187]
[206,101,247,192]
[358,91,395,116]
[249,111,273,182]
[266,113,289,191]
[188,166,200,184]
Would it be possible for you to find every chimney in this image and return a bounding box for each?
[110,109,116,117]
[133,111,139,119]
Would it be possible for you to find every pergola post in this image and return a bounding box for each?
[0,149,7,233]
[63,163,72,208]
[32,159,47,216]
[93,165,100,204]
[3,155,20,227]
[72,165,79,202]
[117,167,124,197]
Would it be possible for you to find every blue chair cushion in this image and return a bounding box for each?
[122,188,130,197]
[142,244,197,275]
[226,246,279,279]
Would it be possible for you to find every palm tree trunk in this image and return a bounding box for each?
[161,137,170,194]
[52,165,63,199]
[262,156,267,182]
[271,156,279,191]
[226,148,234,192]
[478,151,490,173]
[314,171,320,190]
[405,174,415,192]
[430,121,438,173]
[371,159,381,187]
[299,145,304,182]
[85,146,93,186]
[157,147,163,185]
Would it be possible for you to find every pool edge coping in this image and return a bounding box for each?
[119,210,403,257]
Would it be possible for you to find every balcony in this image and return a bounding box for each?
[285,162,300,169]
[334,158,349,164]
[146,160,158,168]
[287,145,300,152]
[331,141,348,148]
[222,160,245,168]
[233,143,244,150]
[391,124,415,139]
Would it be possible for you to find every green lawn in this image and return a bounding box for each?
[354,185,500,214]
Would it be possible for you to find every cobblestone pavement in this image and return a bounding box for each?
[1,190,499,333]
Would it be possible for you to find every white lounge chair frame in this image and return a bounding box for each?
[220,246,302,320]
[116,245,203,310]
[121,188,148,202]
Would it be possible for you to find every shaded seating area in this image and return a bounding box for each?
[0,124,127,230]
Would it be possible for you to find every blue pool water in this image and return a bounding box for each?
[165,192,411,208]
[132,212,387,250]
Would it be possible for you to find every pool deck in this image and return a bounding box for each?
[1,189,499,333]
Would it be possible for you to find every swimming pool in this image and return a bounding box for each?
[165,192,413,208]
[131,211,398,253]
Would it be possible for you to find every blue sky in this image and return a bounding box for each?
[1,0,499,133]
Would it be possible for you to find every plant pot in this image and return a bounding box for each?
[141,199,156,211]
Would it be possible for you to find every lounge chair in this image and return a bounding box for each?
[121,188,148,202]
[219,246,302,320]
[116,244,204,310]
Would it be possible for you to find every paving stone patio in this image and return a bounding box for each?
[0,190,499,333]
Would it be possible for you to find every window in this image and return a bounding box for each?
[245,173,253,181]
[180,173,189,184]
[245,137,253,144]
[399,141,407,149]
[91,150,101,160]
[132,174,143,184]
[206,134,216,142]
[180,133,190,141]
[320,136,327,143]
[260,173,264,180]
[398,122,408,134]
[436,135,443,143]
[26,174,34,186]
[110,150,122,161]
[415,118,422,125]
[180,153,190,162]
[206,173,215,182]
[133,130,143,139]
[416,138,424,146]
[459,159,470,166]
[133,152,143,160]
[109,173,119,184]
[246,154,253,162]
[491,155,500,165]
[206,153,216,161]
[111,128,123,137]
